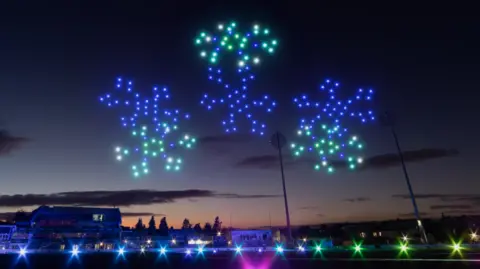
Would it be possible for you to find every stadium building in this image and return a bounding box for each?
[230,229,274,247]
[0,224,16,251]
[21,206,122,250]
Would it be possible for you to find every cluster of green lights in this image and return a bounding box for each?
[178,134,195,148]
[165,156,182,171]
[195,22,278,67]
[291,124,364,173]
[296,237,473,258]
[102,79,197,178]
[115,125,196,177]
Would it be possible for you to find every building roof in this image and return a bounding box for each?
[30,206,121,223]
[0,226,15,233]
[33,206,120,214]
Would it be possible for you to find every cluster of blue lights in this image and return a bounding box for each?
[196,22,278,136]
[291,79,375,173]
[11,240,470,261]
[12,245,296,258]
[99,77,196,177]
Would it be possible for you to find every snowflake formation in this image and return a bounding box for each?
[99,77,196,177]
[195,21,278,136]
[291,79,375,173]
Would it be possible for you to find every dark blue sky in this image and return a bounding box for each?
[0,1,478,227]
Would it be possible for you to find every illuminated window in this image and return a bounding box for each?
[93,214,105,222]
[360,232,366,238]
[373,232,377,237]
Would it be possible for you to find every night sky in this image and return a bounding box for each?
[0,2,479,228]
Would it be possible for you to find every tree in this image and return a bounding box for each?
[13,210,28,223]
[212,216,222,231]
[0,130,28,155]
[182,218,191,230]
[298,225,310,238]
[148,216,156,234]
[135,218,145,231]
[193,223,202,233]
[159,217,169,236]
[204,222,213,235]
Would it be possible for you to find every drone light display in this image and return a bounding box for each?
[195,21,278,136]
[99,78,196,177]
[6,241,470,259]
[291,79,375,173]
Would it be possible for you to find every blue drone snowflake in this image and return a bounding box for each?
[99,77,196,177]
[195,21,278,136]
[291,79,375,173]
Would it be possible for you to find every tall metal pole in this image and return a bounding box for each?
[271,132,292,243]
[269,211,272,229]
[383,112,428,244]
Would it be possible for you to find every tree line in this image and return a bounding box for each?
[133,216,223,236]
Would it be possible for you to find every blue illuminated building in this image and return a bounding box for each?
[230,229,273,247]
[0,225,15,250]
[11,206,122,250]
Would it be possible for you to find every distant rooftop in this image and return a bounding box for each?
[33,205,120,214]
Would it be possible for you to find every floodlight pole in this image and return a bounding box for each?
[271,131,292,244]
[383,112,428,244]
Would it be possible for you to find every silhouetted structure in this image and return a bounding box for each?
[19,206,121,249]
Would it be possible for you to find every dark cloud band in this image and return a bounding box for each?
[343,197,371,203]
[0,189,280,208]
[236,148,459,171]
[0,130,28,155]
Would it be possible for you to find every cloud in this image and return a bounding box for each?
[198,134,251,145]
[298,206,319,211]
[393,194,451,200]
[361,148,459,169]
[397,212,429,218]
[197,134,253,155]
[215,193,281,199]
[236,155,280,169]
[235,148,459,171]
[343,197,371,203]
[392,194,480,204]
[316,213,325,217]
[430,204,473,210]
[0,189,280,208]
[235,155,310,169]
[441,210,480,216]
[0,130,29,156]
[121,212,165,217]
